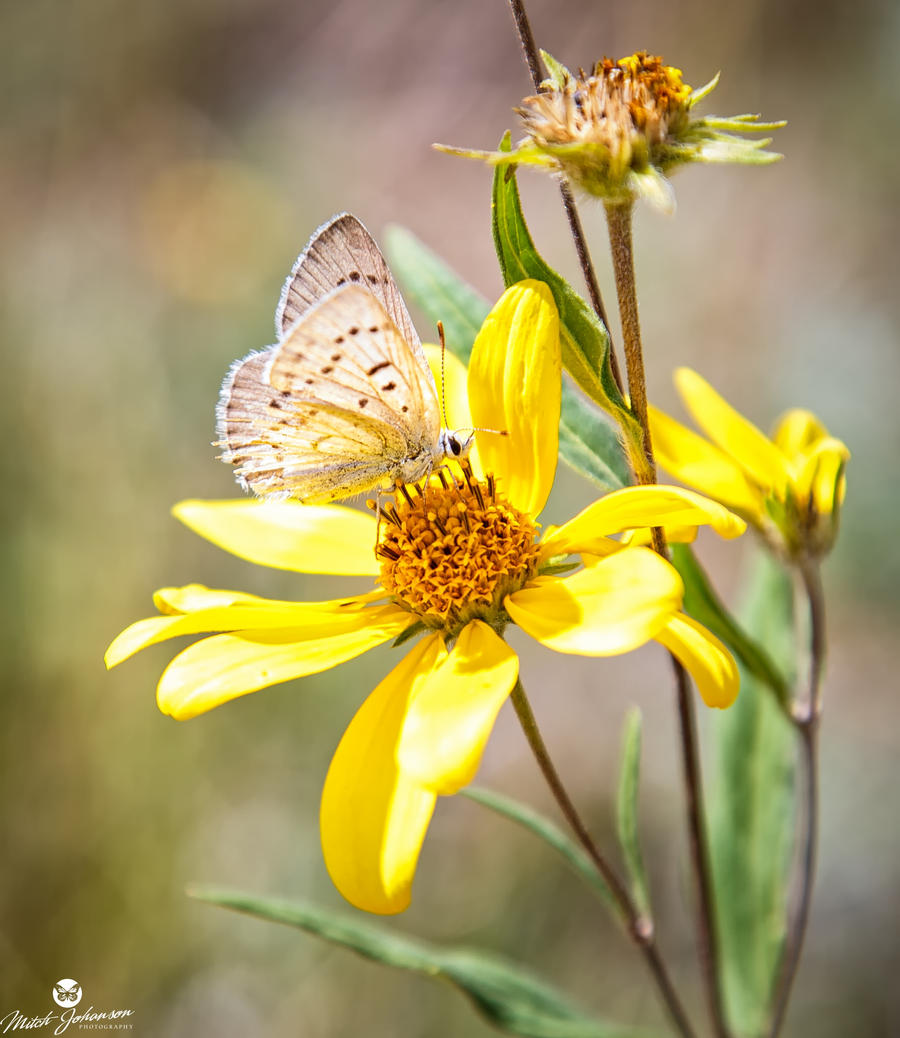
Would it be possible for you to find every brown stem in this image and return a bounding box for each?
[505,0,624,395]
[510,680,698,1038]
[767,559,825,1036]
[604,200,731,1038]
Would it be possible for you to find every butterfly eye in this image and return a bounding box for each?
[449,436,462,457]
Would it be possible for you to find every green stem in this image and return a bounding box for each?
[604,200,731,1038]
[510,679,698,1038]
[506,0,624,395]
[766,559,825,1036]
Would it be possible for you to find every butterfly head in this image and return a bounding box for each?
[438,429,475,462]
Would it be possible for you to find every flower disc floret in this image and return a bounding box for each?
[376,465,540,633]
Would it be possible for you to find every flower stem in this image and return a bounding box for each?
[604,199,731,1038]
[506,0,624,395]
[767,559,825,1037]
[510,679,698,1038]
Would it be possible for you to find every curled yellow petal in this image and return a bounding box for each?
[397,621,519,795]
[649,404,763,520]
[772,408,828,456]
[467,280,560,517]
[674,368,791,495]
[506,548,682,656]
[155,605,409,719]
[795,437,850,515]
[540,484,745,559]
[172,499,379,575]
[320,636,445,915]
[105,587,387,668]
[654,613,739,708]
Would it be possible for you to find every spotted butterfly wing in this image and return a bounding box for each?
[218,284,443,502]
[274,212,423,362]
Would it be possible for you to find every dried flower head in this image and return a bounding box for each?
[438,50,785,213]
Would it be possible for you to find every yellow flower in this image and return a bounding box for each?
[649,368,849,559]
[107,282,745,915]
[438,51,784,213]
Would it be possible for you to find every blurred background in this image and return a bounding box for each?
[2,0,898,1034]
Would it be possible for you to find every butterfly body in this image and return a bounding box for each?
[217,214,471,503]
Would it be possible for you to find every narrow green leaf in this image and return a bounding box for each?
[461,786,618,915]
[670,543,789,711]
[490,134,640,461]
[189,886,651,1038]
[383,224,630,491]
[383,223,489,363]
[708,549,797,1037]
[615,709,651,920]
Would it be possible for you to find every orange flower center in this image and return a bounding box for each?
[374,464,540,634]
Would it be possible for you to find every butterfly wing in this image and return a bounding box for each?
[275,213,425,367]
[218,285,441,502]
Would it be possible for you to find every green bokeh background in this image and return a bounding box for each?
[2,0,897,1034]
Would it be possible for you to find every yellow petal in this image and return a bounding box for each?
[540,484,745,559]
[467,281,560,517]
[397,621,519,794]
[105,588,389,668]
[654,613,739,708]
[320,636,445,915]
[674,368,792,495]
[795,437,850,514]
[506,548,682,656]
[155,606,409,719]
[172,499,379,575]
[772,408,828,457]
[649,404,764,520]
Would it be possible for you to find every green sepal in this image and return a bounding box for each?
[669,543,790,712]
[539,50,572,90]
[707,549,797,1036]
[383,224,630,492]
[615,709,651,921]
[189,886,652,1038]
[462,786,618,916]
[392,620,428,648]
[490,132,643,462]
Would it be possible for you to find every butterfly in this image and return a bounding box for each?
[54,983,80,1002]
[217,213,473,503]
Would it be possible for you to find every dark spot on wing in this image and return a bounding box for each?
[349,326,360,336]
[304,378,314,385]
[358,398,369,409]
[334,336,344,344]
[401,405,409,413]
[270,399,282,409]
[368,325,379,333]
[382,381,396,391]
[349,271,361,282]
[321,365,334,374]
[331,352,342,362]
[280,389,291,397]
[366,360,391,376]
[336,277,347,286]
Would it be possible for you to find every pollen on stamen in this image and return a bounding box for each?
[372,461,541,633]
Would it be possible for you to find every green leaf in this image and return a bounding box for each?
[461,786,618,915]
[708,549,797,1037]
[189,886,652,1038]
[383,224,629,491]
[615,709,651,920]
[383,224,489,363]
[670,543,790,712]
[490,134,641,461]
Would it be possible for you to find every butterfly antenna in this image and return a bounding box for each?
[437,320,450,429]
